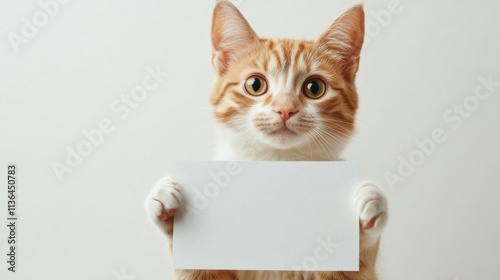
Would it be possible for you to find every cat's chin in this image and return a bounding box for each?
[258,130,307,150]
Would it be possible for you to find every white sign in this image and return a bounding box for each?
[173,161,359,271]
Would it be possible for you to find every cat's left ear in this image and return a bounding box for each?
[318,4,365,81]
[211,0,259,75]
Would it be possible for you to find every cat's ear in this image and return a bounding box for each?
[211,0,259,74]
[318,4,365,81]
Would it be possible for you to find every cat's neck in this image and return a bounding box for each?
[213,129,344,161]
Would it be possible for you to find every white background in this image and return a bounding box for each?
[0,0,499,280]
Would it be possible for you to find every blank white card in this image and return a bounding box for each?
[173,161,359,271]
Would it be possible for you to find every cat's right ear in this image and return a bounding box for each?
[211,0,259,75]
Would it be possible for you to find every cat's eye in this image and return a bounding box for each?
[303,78,326,99]
[244,75,268,96]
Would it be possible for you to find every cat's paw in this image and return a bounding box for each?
[354,181,387,238]
[145,176,182,236]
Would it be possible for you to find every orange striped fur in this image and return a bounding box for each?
[173,1,380,279]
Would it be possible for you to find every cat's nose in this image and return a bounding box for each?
[273,108,298,122]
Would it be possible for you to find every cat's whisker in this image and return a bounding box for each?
[318,123,353,138]
[309,129,336,161]
[313,126,356,160]
[318,118,355,127]
[317,126,357,158]
[316,132,344,160]
[354,116,372,128]
[321,125,373,155]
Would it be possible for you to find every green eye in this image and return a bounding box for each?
[303,78,326,99]
[244,75,268,96]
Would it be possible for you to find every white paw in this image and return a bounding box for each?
[354,181,387,237]
[145,176,183,235]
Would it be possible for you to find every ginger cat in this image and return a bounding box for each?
[146,1,387,279]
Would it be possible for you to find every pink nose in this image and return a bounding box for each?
[274,108,298,122]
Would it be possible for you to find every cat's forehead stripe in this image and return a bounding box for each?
[259,39,315,94]
[270,48,282,70]
[260,39,314,75]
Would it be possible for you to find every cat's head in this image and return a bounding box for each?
[210,0,364,156]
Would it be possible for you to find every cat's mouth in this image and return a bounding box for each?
[260,125,305,149]
[270,126,297,135]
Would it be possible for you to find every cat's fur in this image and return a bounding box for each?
[145,1,387,279]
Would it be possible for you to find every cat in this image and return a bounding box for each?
[145,1,388,279]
